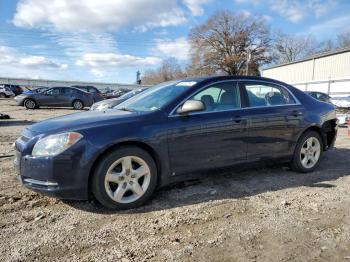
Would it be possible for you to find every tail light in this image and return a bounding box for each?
[96,93,102,97]
[84,93,91,97]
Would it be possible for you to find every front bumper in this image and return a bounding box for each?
[14,137,90,200]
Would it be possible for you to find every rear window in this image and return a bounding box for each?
[63,88,78,94]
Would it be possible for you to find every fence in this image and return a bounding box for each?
[0,77,149,91]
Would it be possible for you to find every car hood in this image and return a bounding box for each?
[28,109,140,135]
[93,97,125,105]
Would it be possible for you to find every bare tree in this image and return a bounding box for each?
[317,40,334,53]
[188,10,271,76]
[273,32,316,63]
[141,58,186,85]
[337,31,350,48]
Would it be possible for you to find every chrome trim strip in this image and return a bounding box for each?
[169,79,302,117]
[23,178,58,187]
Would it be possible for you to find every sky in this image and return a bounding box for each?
[0,0,349,84]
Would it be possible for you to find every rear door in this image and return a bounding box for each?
[240,81,304,160]
[61,87,77,106]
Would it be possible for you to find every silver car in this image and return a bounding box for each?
[0,85,15,98]
[90,88,147,111]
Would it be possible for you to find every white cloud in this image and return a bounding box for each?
[239,10,251,18]
[13,0,187,32]
[0,46,68,80]
[0,46,67,70]
[154,37,190,60]
[45,32,118,58]
[234,0,336,23]
[234,0,261,4]
[308,15,350,38]
[270,1,304,22]
[183,0,211,16]
[76,53,161,69]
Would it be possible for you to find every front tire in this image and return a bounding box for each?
[24,99,36,109]
[0,93,6,98]
[92,147,158,209]
[291,131,323,173]
[73,100,84,110]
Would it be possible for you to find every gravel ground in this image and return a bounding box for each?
[1,98,350,261]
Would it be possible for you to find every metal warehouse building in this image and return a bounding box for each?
[262,47,350,96]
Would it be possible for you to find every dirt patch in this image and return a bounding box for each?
[1,98,350,261]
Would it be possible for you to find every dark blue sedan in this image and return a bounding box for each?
[14,76,338,209]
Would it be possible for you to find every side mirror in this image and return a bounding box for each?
[176,100,205,114]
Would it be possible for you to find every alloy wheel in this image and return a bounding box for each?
[300,137,321,169]
[73,101,83,110]
[25,99,35,109]
[104,156,151,204]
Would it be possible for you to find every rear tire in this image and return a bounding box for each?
[0,93,6,98]
[24,99,36,109]
[73,100,84,110]
[92,146,158,209]
[291,130,323,173]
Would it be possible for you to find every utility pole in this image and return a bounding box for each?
[136,70,141,85]
[246,50,251,76]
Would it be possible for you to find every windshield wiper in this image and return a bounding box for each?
[118,107,136,112]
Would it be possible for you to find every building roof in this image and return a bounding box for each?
[263,46,350,71]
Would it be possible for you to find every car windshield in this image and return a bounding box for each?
[115,80,191,112]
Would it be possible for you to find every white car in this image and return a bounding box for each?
[330,96,350,108]
[0,85,15,98]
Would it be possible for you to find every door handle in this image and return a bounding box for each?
[292,110,303,117]
[233,116,246,123]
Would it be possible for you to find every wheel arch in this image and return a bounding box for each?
[297,122,334,151]
[87,140,162,196]
[23,97,37,108]
[72,99,84,107]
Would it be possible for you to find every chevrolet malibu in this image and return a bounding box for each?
[14,76,338,209]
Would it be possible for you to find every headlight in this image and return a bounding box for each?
[32,132,83,157]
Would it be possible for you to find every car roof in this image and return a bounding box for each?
[175,75,291,87]
[49,86,89,93]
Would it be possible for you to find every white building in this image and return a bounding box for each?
[262,47,350,96]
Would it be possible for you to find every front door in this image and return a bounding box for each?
[167,81,249,176]
[41,87,62,106]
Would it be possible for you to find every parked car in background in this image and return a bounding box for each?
[22,86,49,95]
[90,88,147,111]
[71,85,104,102]
[305,91,332,104]
[0,85,15,98]
[14,76,338,209]
[105,88,131,99]
[15,86,94,109]
[330,96,350,108]
[2,84,22,96]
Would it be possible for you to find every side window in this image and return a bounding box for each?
[46,88,61,95]
[317,93,329,102]
[63,88,77,95]
[191,82,241,112]
[242,82,295,107]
